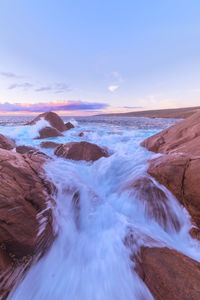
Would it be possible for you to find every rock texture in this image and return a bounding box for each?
[16,145,39,154]
[0,134,15,150]
[37,126,63,139]
[141,110,200,155]
[141,111,200,231]
[54,141,109,161]
[40,141,61,149]
[65,122,75,131]
[136,247,200,300]
[27,111,66,132]
[0,149,55,298]
[148,154,200,228]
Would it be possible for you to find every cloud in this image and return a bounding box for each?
[123,106,143,109]
[0,101,109,113]
[108,85,119,92]
[8,82,33,90]
[0,71,21,78]
[35,83,70,93]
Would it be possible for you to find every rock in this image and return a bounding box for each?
[0,149,55,297]
[141,110,200,155]
[27,111,66,132]
[136,247,200,300]
[124,177,180,231]
[54,141,109,161]
[65,122,75,130]
[147,153,200,229]
[37,126,63,139]
[16,145,38,154]
[78,132,84,137]
[0,134,15,150]
[40,141,62,149]
[141,111,200,232]
[189,227,200,241]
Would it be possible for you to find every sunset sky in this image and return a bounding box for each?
[0,0,200,115]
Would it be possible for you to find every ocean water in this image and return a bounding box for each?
[0,115,199,300]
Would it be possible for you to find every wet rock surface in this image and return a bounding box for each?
[16,145,39,154]
[40,141,62,149]
[141,110,200,155]
[0,134,16,150]
[37,126,63,139]
[54,141,109,161]
[0,149,55,298]
[65,122,75,131]
[27,111,66,132]
[141,111,200,231]
[136,246,200,300]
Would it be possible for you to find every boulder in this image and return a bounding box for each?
[54,141,109,161]
[141,110,200,155]
[40,141,62,149]
[27,111,66,132]
[0,149,55,297]
[36,126,63,139]
[136,247,200,300]
[65,122,75,130]
[141,111,200,232]
[78,132,84,137]
[0,134,15,150]
[16,145,39,154]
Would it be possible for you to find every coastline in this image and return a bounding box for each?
[97,106,200,119]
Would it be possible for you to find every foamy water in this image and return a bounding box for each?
[0,116,199,300]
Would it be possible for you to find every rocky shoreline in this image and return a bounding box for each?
[0,111,200,299]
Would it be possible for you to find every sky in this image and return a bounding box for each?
[0,0,200,115]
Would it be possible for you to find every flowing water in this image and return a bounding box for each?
[0,116,199,300]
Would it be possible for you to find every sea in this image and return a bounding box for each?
[0,115,199,300]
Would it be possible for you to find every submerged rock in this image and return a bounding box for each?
[27,111,66,132]
[136,247,200,300]
[0,134,15,150]
[40,141,62,149]
[65,122,75,130]
[54,141,109,161]
[0,149,55,297]
[36,126,63,139]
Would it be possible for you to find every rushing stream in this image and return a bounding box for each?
[1,116,199,300]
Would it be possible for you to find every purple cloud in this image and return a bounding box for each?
[0,71,21,78]
[0,101,109,112]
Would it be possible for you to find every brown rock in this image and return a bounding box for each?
[27,111,66,132]
[136,247,200,300]
[40,141,61,149]
[54,141,109,161]
[65,122,75,130]
[0,149,55,297]
[147,154,200,229]
[124,177,180,231]
[0,134,15,150]
[141,110,200,155]
[37,126,63,139]
[78,132,84,137]
[16,145,38,154]
[190,227,200,241]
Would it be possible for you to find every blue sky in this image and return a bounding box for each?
[0,0,200,114]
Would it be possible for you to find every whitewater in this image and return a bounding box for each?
[0,116,199,300]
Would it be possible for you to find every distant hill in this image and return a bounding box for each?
[97,106,200,119]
